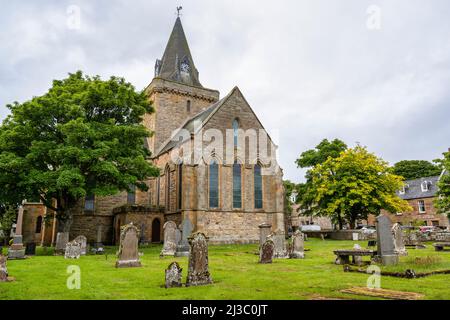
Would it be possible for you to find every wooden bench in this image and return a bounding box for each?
[433,242,450,252]
[333,249,377,266]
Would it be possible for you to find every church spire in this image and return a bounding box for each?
[155,16,202,87]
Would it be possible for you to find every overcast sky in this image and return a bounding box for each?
[1,0,450,182]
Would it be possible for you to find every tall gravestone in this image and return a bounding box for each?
[64,240,81,259]
[259,239,274,264]
[258,223,272,248]
[0,255,8,282]
[290,230,305,259]
[165,261,183,288]
[267,230,289,259]
[55,232,69,255]
[392,223,407,256]
[8,206,25,259]
[96,225,103,247]
[175,218,193,257]
[186,232,213,287]
[73,236,87,255]
[160,221,178,257]
[376,215,399,265]
[116,223,141,268]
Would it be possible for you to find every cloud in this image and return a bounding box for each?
[1,0,450,182]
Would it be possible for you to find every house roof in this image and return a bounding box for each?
[399,175,440,200]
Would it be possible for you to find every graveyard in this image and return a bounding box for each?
[1,238,450,300]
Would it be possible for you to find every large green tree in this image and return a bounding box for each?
[308,145,411,229]
[392,160,442,180]
[0,204,17,245]
[436,150,450,219]
[0,71,159,233]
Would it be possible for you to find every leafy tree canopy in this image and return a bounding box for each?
[392,160,442,180]
[308,145,412,229]
[0,71,159,232]
[296,138,347,170]
[436,150,450,218]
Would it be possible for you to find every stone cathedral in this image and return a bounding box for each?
[20,17,285,246]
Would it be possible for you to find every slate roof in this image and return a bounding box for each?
[398,175,440,200]
[155,17,202,87]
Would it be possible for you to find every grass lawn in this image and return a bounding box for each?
[1,239,450,300]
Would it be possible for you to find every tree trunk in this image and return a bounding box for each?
[56,207,74,233]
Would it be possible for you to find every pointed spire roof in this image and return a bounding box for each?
[154,17,202,87]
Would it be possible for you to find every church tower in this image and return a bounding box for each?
[144,17,220,155]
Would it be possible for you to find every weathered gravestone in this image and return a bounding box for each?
[0,255,8,282]
[160,221,178,257]
[73,235,87,255]
[392,223,407,256]
[8,206,25,259]
[290,230,305,259]
[165,261,183,288]
[116,223,141,268]
[435,232,450,242]
[258,223,272,248]
[64,240,81,259]
[259,239,274,264]
[376,215,399,265]
[267,231,289,259]
[186,232,213,287]
[55,232,69,255]
[175,218,193,257]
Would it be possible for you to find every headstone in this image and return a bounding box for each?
[64,240,81,259]
[55,232,69,254]
[25,243,36,256]
[259,239,274,264]
[267,230,289,259]
[175,218,193,257]
[96,225,103,247]
[0,255,8,282]
[116,223,141,268]
[392,223,407,256]
[165,261,183,288]
[8,206,25,259]
[186,232,213,287]
[290,230,305,259]
[160,221,178,257]
[74,235,87,255]
[258,223,272,247]
[435,232,450,242]
[353,244,363,265]
[376,215,399,265]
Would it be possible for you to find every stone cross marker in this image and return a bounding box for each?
[186,232,213,287]
[392,223,407,256]
[74,235,87,255]
[267,231,289,259]
[175,218,193,257]
[165,261,183,288]
[55,232,69,255]
[8,206,25,259]
[376,215,399,265]
[259,239,274,264]
[290,230,305,259]
[161,221,178,257]
[0,255,8,282]
[64,240,81,259]
[116,223,142,268]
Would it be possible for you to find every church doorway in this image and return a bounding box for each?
[152,218,161,243]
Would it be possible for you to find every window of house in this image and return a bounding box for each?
[128,185,136,205]
[254,164,263,209]
[418,200,426,213]
[233,161,242,208]
[35,216,42,234]
[233,119,239,148]
[186,100,191,113]
[421,181,429,192]
[84,194,95,211]
[209,160,219,208]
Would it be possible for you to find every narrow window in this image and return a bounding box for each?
[233,161,242,208]
[209,161,219,208]
[84,194,95,211]
[157,177,160,206]
[127,185,136,205]
[233,119,239,147]
[418,200,426,213]
[421,181,429,192]
[177,164,183,210]
[254,164,263,209]
[35,216,43,233]
[186,100,191,113]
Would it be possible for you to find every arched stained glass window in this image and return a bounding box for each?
[233,161,242,208]
[209,161,219,208]
[254,165,263,209]
[233,119,239,147]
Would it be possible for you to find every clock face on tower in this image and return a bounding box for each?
[180,60,190,73]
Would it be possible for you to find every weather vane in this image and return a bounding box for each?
[177,6,183,17]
